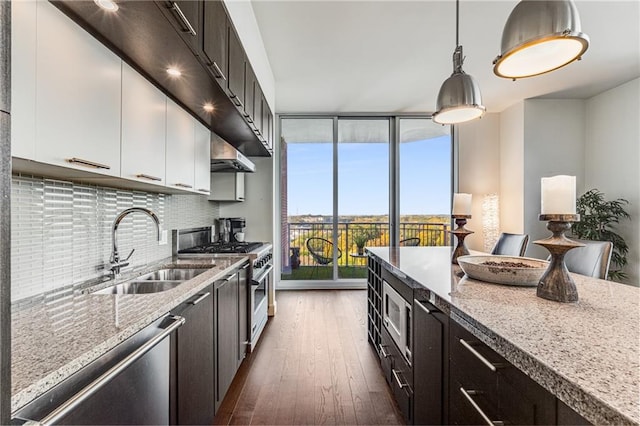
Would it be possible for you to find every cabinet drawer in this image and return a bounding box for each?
[450,380,500,426]
[450,322,500,398]
[381,327,413,423]
[450,320,557,425]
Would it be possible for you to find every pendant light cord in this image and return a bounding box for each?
[456,0,459,47]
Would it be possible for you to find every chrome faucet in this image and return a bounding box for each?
[109,207,161,278]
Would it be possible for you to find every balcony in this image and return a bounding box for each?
[282,221,451,280]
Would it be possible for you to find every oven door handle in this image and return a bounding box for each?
[252,264,273,285]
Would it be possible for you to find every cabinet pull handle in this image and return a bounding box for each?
[414,299,433,314]
[136,173,162,182]
[190,292,211,305]
[459,387,504,426]
[459,339,498,372]
[392,368,409,389]
[211,62,227,81]
[225,273,237,282]
[67,157,110,170]
[174,183,193,189]
[232,97,244,108]
[197,188,210,193]
[379,344,390,358]
[170,2,197,36]
[39,315,185,425]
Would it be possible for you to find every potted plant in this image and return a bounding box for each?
[571,189,631,281]
[353,229,375,255]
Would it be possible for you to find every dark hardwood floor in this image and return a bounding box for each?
[214,290,404,425]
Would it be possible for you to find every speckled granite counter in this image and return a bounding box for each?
[11,256,248,413]
[367,246,640,425]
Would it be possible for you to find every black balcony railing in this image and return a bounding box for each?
[285,221,450,272]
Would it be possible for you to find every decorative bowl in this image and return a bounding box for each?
[457,255,549,287]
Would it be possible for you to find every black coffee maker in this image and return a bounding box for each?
[218,217,247,243]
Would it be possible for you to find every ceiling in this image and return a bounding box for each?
[251,0,640,114]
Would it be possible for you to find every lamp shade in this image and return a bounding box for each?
[493,0,589,79]
[433,46,486,125]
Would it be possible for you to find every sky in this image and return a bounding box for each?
[286,135,451,216]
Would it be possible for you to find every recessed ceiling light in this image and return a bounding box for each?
[203,103,214,112]
[94,0,119,12]
[166,67,182,78]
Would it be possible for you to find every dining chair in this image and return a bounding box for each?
[491,233,529,257]
[563,239,613,280]
[400,237,420,246]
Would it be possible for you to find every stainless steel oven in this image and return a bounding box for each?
[250,255,272,350]
[173,226,273,352]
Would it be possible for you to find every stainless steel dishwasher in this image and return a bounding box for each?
[12,315,184,425]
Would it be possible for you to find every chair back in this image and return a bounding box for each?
[564,239,613,280]
[400,237,420,246]
[491,233,529,257]
[306,237,341,265]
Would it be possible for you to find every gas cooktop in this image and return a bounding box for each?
[178,241,263,254]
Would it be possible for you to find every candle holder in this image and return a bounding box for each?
[534,214,584,303]
[451,215,474,265]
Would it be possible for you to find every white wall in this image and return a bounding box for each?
[585,78,640,285]
[499,102,525,235]
[457,113,501,251]
[224,0,275,111]
[218,157,274,243]
[523,99,585,258]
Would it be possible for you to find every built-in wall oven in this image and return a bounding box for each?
[383,280,412,364]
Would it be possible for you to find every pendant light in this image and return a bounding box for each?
[433,0,485,125]
[493,0,589,79]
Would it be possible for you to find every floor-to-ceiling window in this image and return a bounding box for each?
[399,118,451,247]
[280,115,451,285]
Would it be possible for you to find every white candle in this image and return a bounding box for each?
[541,175,576,214]
[453,193,472,215]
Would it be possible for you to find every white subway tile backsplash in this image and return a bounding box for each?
[11,174,219,302]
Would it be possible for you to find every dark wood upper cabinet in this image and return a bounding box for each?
[159,1,201,54]
[253,82,263,136]
[227,26,245,107]
[202,0,228,83]
[244,64,256,123]
[261,95,269,143]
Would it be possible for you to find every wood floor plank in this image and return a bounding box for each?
[213,290,404,426]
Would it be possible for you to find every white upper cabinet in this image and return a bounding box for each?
[11,0,37,159]
[121,63,167,186]
[35,1,121,177]
[194,121,212,195]
[166,99,196,190]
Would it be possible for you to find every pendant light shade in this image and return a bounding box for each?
[433,46,485,125]
[493,0,589,79]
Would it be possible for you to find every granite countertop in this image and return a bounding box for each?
[367,246,640,426]
[11,256,248,413]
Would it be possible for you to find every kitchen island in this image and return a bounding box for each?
[10,256,247,414]
[367,246,639,425]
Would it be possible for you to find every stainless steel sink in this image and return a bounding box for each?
[93,280,184,295]
[92,268,210,295]
[136,268,210,282]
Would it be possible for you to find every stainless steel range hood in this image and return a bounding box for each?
[211,133,256,173]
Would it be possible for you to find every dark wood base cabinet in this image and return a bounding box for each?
[173,285,215,426]
[449,321,556,426]
[413,299,448,426]
[366,256,594,426]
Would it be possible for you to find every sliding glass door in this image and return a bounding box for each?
[338,119,389,279]
[280,116,451,284]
